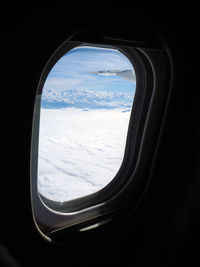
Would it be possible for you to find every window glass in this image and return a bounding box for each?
[38,45,136,203]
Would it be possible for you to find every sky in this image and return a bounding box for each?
[38,45,136,204]
[42,45,136,109]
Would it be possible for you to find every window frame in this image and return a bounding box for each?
[30,31,171,242]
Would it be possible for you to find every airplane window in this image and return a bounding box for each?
[37,45,136,204]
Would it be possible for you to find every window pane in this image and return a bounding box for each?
[38,45,136,203]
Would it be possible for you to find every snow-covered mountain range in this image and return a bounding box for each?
[41,88,134,109]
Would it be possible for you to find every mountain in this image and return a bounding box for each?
[41,88,134,109]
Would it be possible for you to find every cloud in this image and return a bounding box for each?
[38,108,131,202]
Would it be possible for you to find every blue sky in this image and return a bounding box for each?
[42,46,136,109]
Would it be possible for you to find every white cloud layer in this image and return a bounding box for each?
[38,108,131,202]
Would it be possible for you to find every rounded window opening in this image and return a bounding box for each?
[37,45,136,204]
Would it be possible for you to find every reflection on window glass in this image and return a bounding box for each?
[38,45,136,203]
